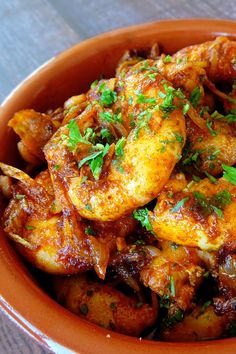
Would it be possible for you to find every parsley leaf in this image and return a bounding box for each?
[211,110,236,124]
[190,87,201,108]
[133,208,153,231]
[115,137,126,158]
[136,94,156,105]
[99,111,123,125]
[25,225,36,230]
[171,197,189,213]
[85,226,96,235]
[169,276,175,297]
[67,119,90,149]
[15,194,25,200]
[101,128,112,143]
[211,205,223,218]
[78,144,110,180]
[213,190,232,208]
[222,164,236,185]
[159,85,177,115]
[183,103,190,115]
[100,87,117,107]
[206,118,217,136]
[174,132,184,144]
[163,54,172,63]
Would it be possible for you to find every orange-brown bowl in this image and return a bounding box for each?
[1,19,236,354]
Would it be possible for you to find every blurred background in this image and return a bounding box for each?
[0,0,235,353]
[0,0,235,102]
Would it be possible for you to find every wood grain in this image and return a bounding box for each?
[0,0,235,353]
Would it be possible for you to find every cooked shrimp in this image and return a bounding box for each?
[173,36,236,83]
[44,66,186,221]
[149,173,236,251]
[0,163,106,277]
[140,240,204,311]
[8,109,57,163]
[0,162,137,278]
[183,118,236,175]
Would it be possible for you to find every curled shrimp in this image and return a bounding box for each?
[0,163,109,278]
[44,64,186,221]
[173,36,236,84]
[0,162,137,278]
[149,173,236,251]
[8,109,57,165]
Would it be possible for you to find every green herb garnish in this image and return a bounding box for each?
[25,225,35,230]
[171,197,189,213]
[163,54,172,63]
[222,164,236,185]
[133,208,153,231]
[15,194,25,200]
[115,137,126,158]
[100,87,117,107]
[190,87,201,108]
[67,119,90,149]
[85,226,96,236]
[206,118,217,136]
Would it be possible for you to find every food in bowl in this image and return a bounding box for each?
[1,35,236,341]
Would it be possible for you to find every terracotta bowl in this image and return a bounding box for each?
[1,19,236,354]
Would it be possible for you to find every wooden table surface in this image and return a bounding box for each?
[0,0,235,353]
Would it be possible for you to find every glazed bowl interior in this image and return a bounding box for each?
[1,19,236,354]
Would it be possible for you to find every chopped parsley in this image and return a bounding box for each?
[85,226,96,236]
[100,87,117,106]
[115,137,126,158]
[136,93,156,105]
[99,111,113,122]
[133,208,153,231]
[169,276,175,297]
[222,164,236,185]
[90,79,98,89]
[99,111,123,124]
[159,85,177,115]
[192,175,201,182]
[78,144,110,180]
[174,132,184,144]
[146,72,158,81]
[183,103,190,115]
[211,110,236,124]
[200,300,211,314]
[204,171,217,184]
[213,189,232,209]
[171,197,189,213]
[101,128,112,143]
[15,194,25,200]
[190,87,201,108]
[193,189,231,218]
[67,119,90,149]
[211,205,223,218]
[206,118,217,136]
[163,54,172,63]
[25,225,35,230]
